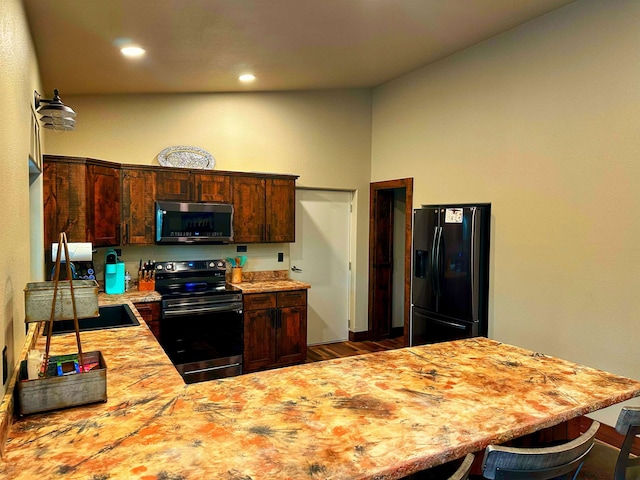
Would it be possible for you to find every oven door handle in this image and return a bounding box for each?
[163,305,243,317]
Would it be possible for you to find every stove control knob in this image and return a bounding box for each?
[166,263,173,271]
[156,264,163,270]
[208,261,216,268]
[217,261,225,268]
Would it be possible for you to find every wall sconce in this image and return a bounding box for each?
[34,89,76,132]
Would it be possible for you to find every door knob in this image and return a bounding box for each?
[291,266,302,272]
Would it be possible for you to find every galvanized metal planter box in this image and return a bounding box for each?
[16,351,107,416]
[24,280,99,323]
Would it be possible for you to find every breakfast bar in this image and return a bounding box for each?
[1,314,639,479]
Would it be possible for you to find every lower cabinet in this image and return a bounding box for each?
[133,301,161,339]
[243,290,307,373]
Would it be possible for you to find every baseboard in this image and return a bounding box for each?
[580,416,640,455]
[349,330,369,342]
[390,326,404,338]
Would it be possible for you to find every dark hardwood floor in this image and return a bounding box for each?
[306,336,405,363]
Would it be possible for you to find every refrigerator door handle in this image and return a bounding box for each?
[435,226,443,296]
[431,317,468,331]
[470,207,478,321]
[430,226,438,296]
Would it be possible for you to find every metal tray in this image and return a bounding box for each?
[24,280,99,322]
[16,350,107,416]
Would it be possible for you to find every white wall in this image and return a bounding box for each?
[0,0,42,395]
[371,0,640,424]
[44,90,373,330]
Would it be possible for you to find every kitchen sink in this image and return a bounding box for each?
[45,304,140,335]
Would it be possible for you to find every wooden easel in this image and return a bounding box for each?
[43,232,84,376]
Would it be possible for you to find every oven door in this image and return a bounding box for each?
[160,295,243,383]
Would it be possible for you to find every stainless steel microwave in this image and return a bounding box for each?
[155,201,233,244]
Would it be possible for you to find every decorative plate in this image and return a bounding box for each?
[157,146,215,169]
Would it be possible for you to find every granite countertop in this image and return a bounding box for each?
[1,329,639,479]
[231,279,311,294]
[96,275,310,301]
[98,290,162,304]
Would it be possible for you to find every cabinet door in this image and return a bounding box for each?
[243,309,276,372]
[156,170,193,201]
[266,178,296,242]
[232,176,266,243]
[122,168,156,244]
[277,305,307,366]
[195,173,232,203]
[44,159,88,246]
[87,164,121,246]
[133,302,161,339]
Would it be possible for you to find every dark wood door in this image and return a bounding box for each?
[265,178,295,242]
[195,173,233,203]
[368,178,413,346]
[232,176,266,242]
[276,290,307,365]
[371,189,394,340]
[133,302,161,339]
[122,167,156,244]
[156,170,193,201]
[43,159,88,246]
[277,305,307,365]
[243,309,276,372]
[87,163,121,246]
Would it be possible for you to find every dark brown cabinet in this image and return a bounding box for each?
[87,163,121,246]
[156,170,233,203]
[265,178,296,243]
[195,172,233,202]
[44,159,87,246]
[233,177,296,243]
[121,166,156,245]
[156,169,193,201]
[243,290,307,373]
[45,156,297,247]
[133,301,161,339]
[43,156,121,247]
[232,176,266,243]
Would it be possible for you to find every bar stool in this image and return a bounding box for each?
[613,407,640,480]
[405,453,474,480]
[479,420,600,479]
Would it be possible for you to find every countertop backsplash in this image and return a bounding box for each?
[93,243,291,281]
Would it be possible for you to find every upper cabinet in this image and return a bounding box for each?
[266,178,296,243]
[43,155,297,247]
[232,176,266,243]
[122,166,156,245]
[233,177,296,243]
[44,156,121,248]
[156,169,233,203]
[195,172,233,203]
[156,169,193,201]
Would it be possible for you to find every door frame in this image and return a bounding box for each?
[367,178,413,346]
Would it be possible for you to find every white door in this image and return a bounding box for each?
[291,189,351,345]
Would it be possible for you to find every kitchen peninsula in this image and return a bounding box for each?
[1,303,639,480]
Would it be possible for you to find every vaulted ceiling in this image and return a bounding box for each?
[23,0,576,95]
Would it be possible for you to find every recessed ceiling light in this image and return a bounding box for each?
[120,46,146,58]
[239,74,256,83]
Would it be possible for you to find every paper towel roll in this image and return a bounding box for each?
[51,242,93,262]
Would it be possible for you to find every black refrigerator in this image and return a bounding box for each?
[411,204,490,346]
